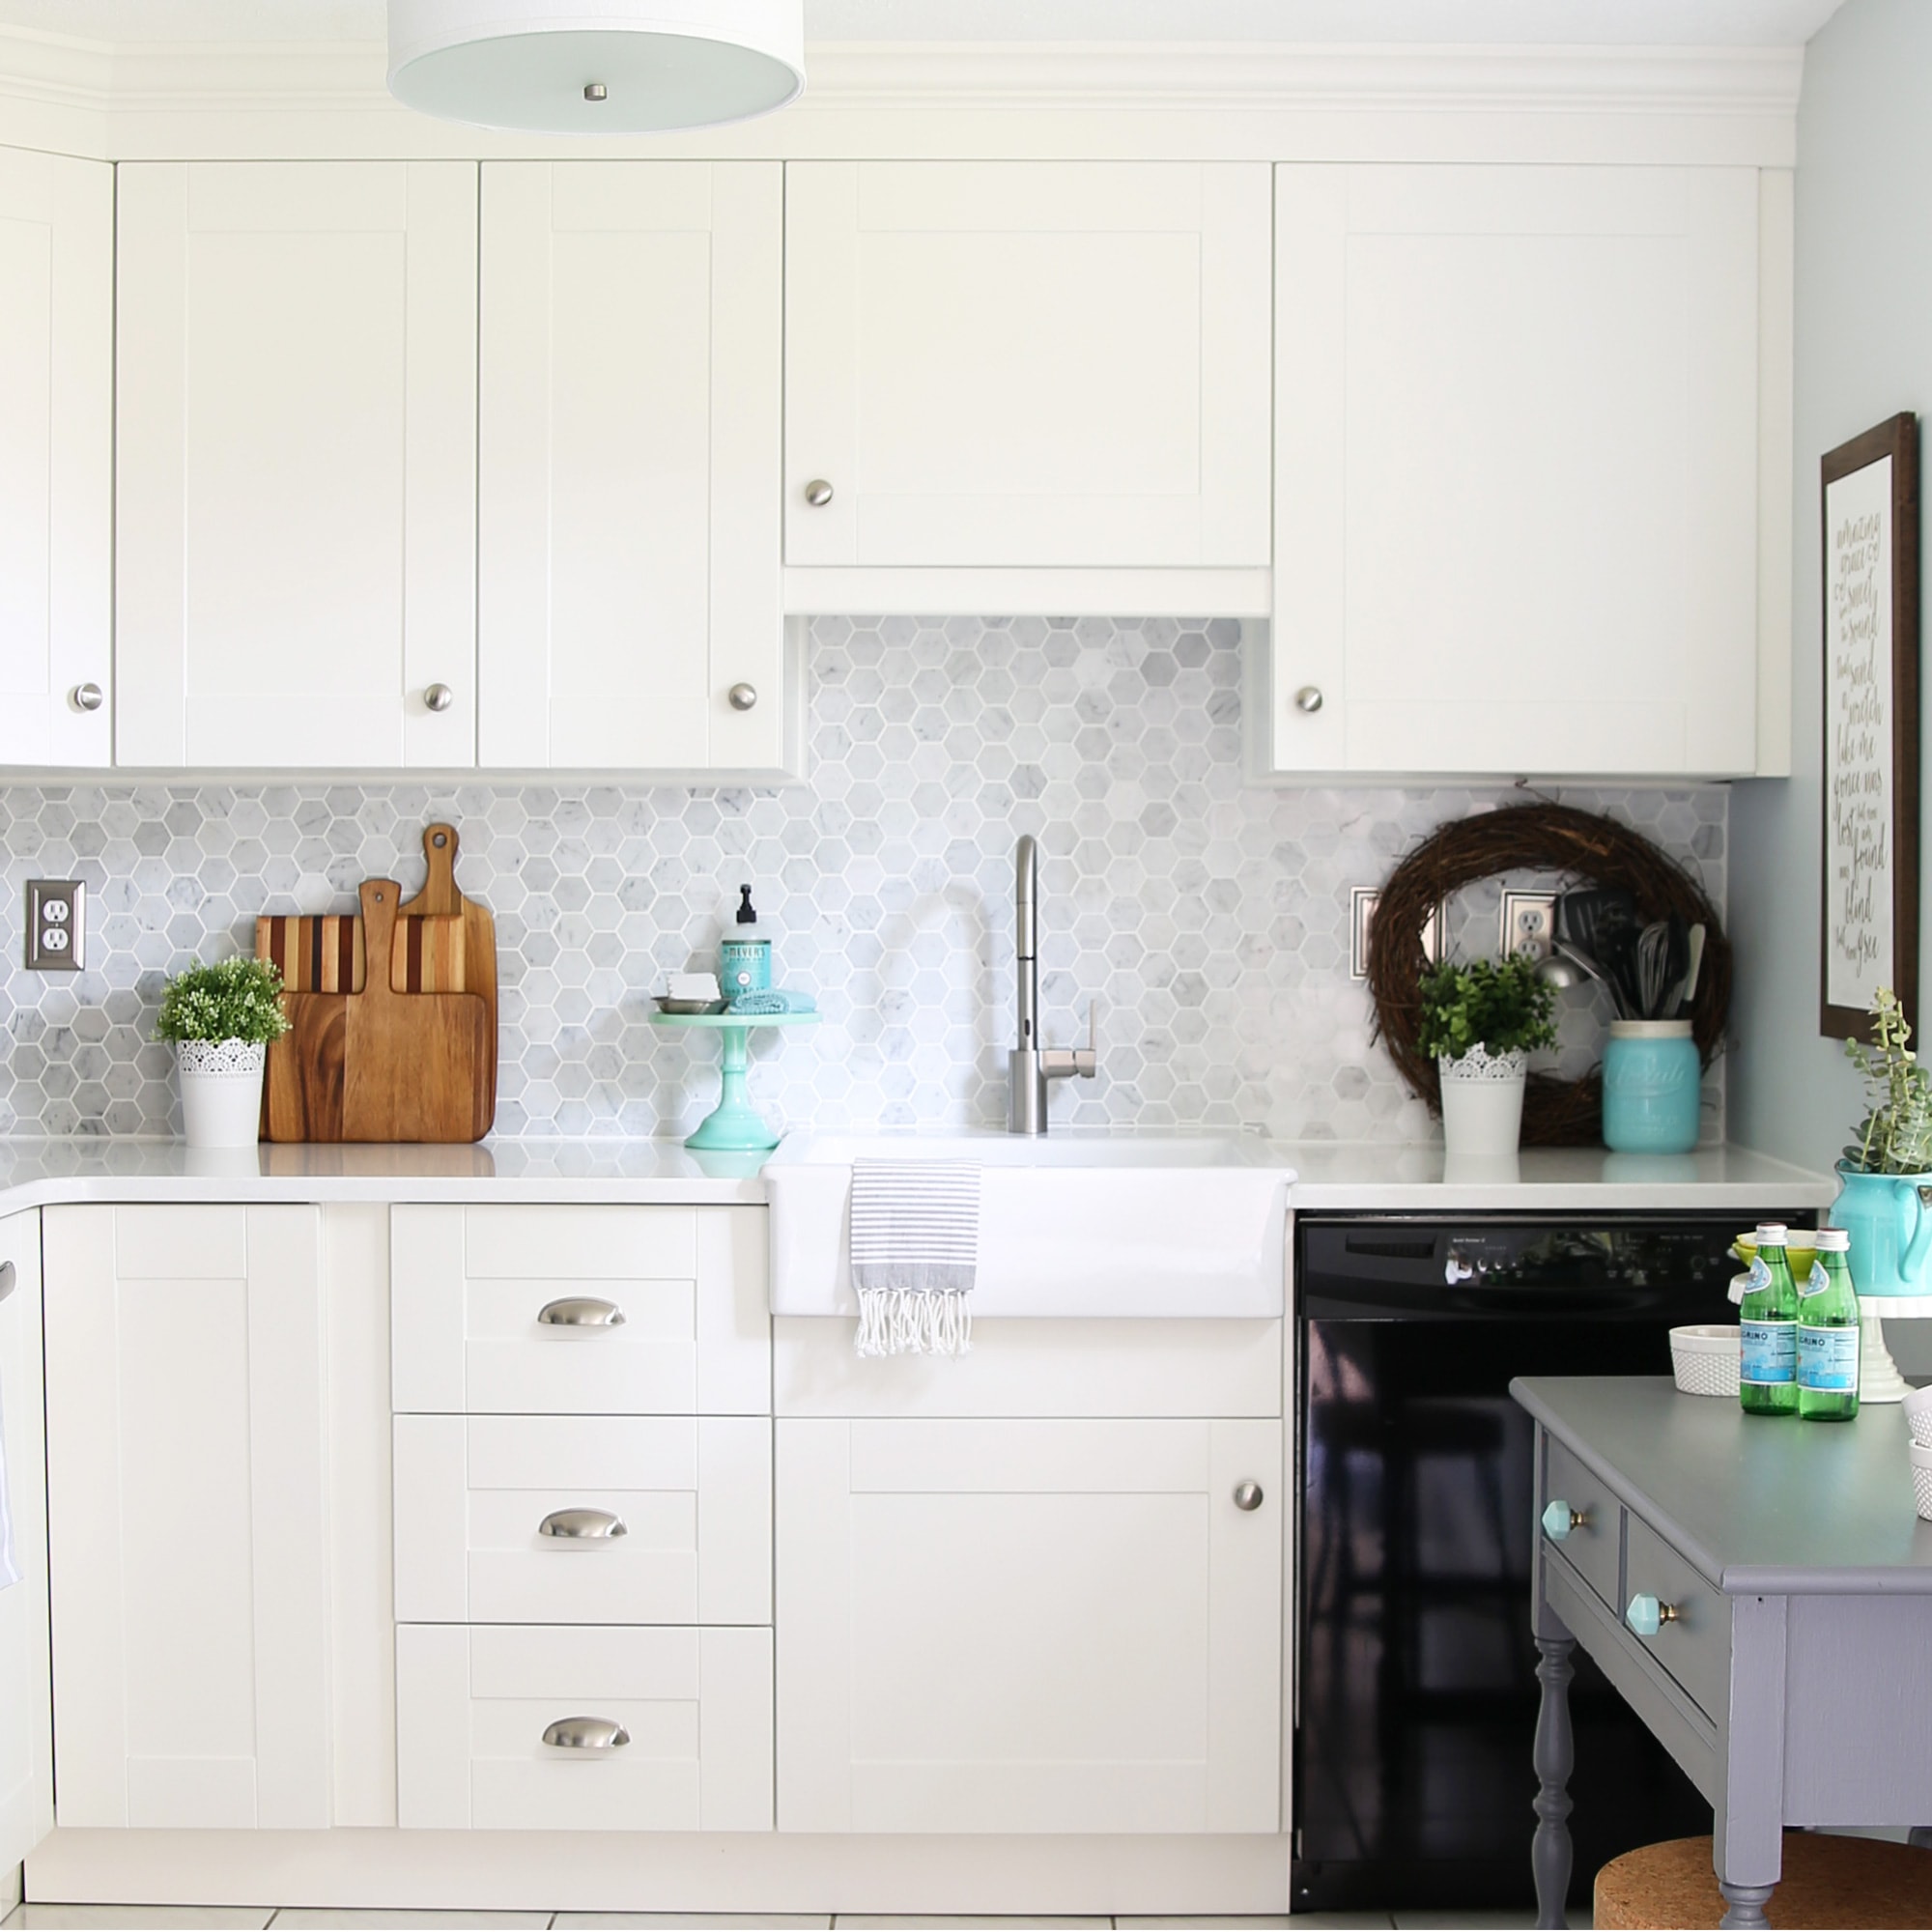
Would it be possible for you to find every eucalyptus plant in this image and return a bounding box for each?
[1844,986,1932,1175]
[1417,953,1557,1063]
[153,955,292,1046]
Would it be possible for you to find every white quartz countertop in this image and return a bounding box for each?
[0,1135,1834,1219]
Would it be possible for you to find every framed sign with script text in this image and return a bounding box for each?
[1821,413,1919,1039]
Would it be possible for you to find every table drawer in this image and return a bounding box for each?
[392,1206,768,1415]
[398,1623,773,1832]
[1623,1515,1730,1720]
[1541,1436,1622,1610]
[394,1413,770,1625]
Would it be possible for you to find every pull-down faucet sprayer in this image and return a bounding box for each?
[1009,835,1097,1134]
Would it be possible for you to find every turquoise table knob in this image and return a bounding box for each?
[1541,1499,1587,1543]
[1626,1592,1679,1637]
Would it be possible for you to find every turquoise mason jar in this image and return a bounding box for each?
[1602,1019,1700,1153]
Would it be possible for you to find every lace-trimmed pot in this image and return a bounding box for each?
[1437,1044,1527,1160]
[176,1037,267,1149]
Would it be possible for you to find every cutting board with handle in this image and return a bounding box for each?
[263,880,493,1144]
[398,822,497,1109]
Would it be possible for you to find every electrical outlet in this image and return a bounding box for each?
[1500,891,1556,962]
[1350,886,1443,980]
[26,880,83,972]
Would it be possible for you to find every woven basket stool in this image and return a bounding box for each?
[1595,1831,1932,1928]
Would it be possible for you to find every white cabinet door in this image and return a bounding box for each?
[1270,164,1761,778]
[116,162,477,769]
[42,1206,333,1828]
[777,1416,1281,1834]
[0,1214,53,1883]
[785,162,1271,569]
[480,162,789,775]
[0,150,112,766]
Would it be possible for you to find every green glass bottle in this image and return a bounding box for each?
[1739,1221,1799,1416]
[1798,1227,1861,1422]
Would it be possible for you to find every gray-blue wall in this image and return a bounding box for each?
[1730,0,1932,1169]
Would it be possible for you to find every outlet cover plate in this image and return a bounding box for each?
[1350,886,1443,980]
[1500,891,1557,963]
[26,880,83,972]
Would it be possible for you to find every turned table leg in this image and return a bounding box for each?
[1719,1880,1776,1928]
[1532,1633,1576,1930]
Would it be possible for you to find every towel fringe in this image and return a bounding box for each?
[855,1286,973,1359]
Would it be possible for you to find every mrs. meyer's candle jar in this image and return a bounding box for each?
[1602,1019,1700,1153]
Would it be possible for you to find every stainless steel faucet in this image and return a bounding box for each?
[1009,834,1096,1134]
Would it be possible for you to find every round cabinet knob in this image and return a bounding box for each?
[727,682,758,713]
[1541,1499,1589,1544]
[1294,686,1324,715]
[423,683,455,713]
[541,1717,630,1752]
[583,81,607,100]
[71,682,103,713]
[804,478,835,507]
[1233,1480,1264,1512]
[1626,1593,1679,1638]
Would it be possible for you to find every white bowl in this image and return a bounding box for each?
[1670,1323,1742,1398]
[1903,1384,1932,1448]
[1911,1439,1932,1522]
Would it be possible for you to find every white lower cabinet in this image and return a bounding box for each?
[397,1623,774,1832]
[393,1413,772,1626]
[777,1415,1283,1835]
[0,1213,52,1882]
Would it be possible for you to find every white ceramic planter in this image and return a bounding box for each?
[1437,1045,1526,1161]
[177,1038,267,1149]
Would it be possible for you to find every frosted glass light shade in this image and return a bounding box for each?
[387,0,806,133]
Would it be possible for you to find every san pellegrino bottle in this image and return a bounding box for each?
[1798,1227,1861,1422]
[1739,1222,1799,1416]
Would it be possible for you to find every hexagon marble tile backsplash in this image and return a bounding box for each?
[0,616,1727,1143]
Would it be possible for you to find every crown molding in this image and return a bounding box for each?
[0,31,1803,162]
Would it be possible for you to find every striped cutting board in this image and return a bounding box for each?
[255,910,464,992]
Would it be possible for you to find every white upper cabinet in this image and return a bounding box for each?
[479,163,791,775]
[0,151,112,767]
[784,162,1272,570]
[1267,163,1764,779]
[115,162,478,769]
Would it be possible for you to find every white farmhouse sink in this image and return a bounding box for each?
[763,1131,1294,1319]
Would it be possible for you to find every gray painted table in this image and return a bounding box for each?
[1511,1375,1932,1930]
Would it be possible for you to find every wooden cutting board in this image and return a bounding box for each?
[263,880,493,1144]
[398,822,498,1110]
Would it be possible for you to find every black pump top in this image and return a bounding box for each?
[736,885,758,926]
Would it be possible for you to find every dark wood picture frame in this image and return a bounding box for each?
[1821,412,1919,1040]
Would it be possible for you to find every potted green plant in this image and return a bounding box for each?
[1835,986,1932,1296]
[1419,953,1557,1159]
[154,955,291,1148]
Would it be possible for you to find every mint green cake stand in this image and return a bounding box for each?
[648,1011,818,1152]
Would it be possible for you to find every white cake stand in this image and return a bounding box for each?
[1857,1293,1932,1404]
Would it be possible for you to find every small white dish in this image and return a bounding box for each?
[1910,1439,1932,1522]
[1904,1383,1932,1448]
[1670,1323,1742,1398]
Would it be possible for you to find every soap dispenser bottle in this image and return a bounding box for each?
[720,885,773,996]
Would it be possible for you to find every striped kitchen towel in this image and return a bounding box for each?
[850,1159,981,1358]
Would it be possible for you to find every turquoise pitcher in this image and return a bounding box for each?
[1830,1166,1932,1296]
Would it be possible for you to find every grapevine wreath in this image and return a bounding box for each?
[1366,802,1731,1147]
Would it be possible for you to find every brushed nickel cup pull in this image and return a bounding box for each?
[542,1717,630,1752]
[539,1508,627,1542]
[804,478,834,507]
[423,682,455,713]
[537,1296,626,1327]
[1293,686,1324,714]
[727,682,758,712]
[1233,1480,1264,1512]
[0,1260,14,1303]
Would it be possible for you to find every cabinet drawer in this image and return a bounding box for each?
[394,1414,771,1626]
[1623,1516,1730,1720]
[1540,1436,1622,1610]
[397,1623,772,1831]
[392,1206,769,1415]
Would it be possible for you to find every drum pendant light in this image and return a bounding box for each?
[387,0,806,133]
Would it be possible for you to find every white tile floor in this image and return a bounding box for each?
[0,1911,1578,1930]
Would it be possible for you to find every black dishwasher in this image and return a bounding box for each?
[1293,1209,1803,1915]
